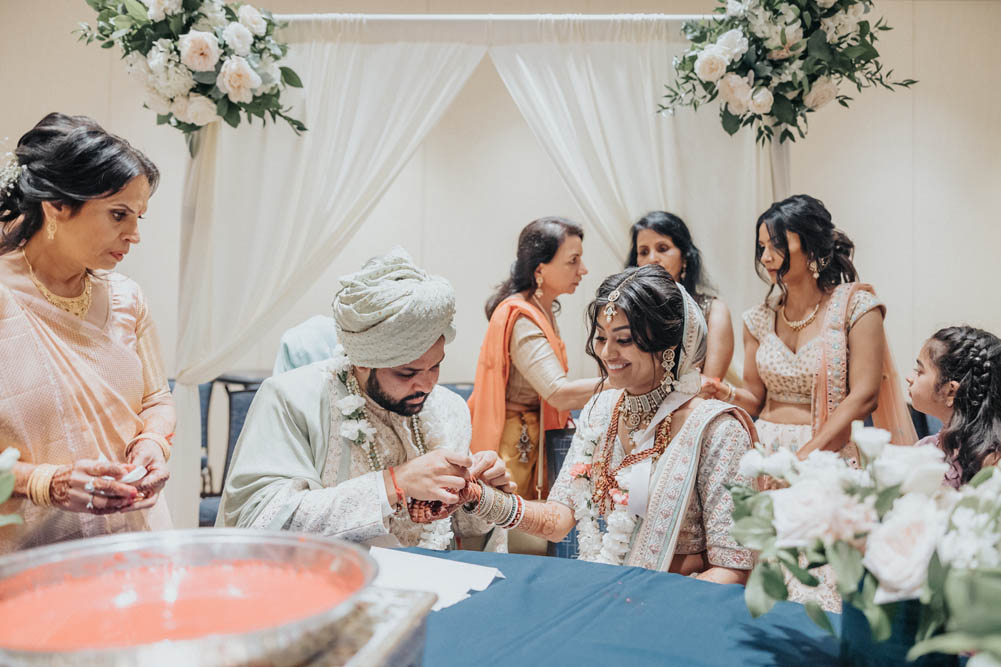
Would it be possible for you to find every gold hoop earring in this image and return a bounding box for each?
[46,220,56,241]
[534,275,544,300]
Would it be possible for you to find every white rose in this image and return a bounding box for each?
[143,88,172,114]
[193,0,228,31]
[254,55,280,95]
[222,22,254,57]
[796,450,857,489]
[216,56,262,104]
[716,29,749,63]
[828,494,878,546]
[124,51,152,82]
[179,30,221,72]
[725,0,748,18]
[864,494,946,603]
[803,77,838,110]
[748,87,774,114]
[238,5,268,36]
[768,479,837,547]
[694,45,729,83]
[816,0,838,7]
[738,449,765,479]
[336,394,366,416]
[145,39,175,75]
[852,423,891,460]
[760,446,797,479]
[185,94,219,126]
[142,0,182,22]
[340,420,364,442]
[716,72,752,115]
[169,95,192,123]
[154,64,195,100]
[0,447,20,473]
[872,444,950,495]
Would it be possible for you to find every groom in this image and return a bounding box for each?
[217,248,511,550]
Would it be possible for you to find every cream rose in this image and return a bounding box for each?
[872,444,950,495]
[238,5,268,36]
[186,94,219,126]
[717,72,752,115]
[143,0,182,22]
[179,30,221,72]
[144,88,172,114]
[716,29,749,63]
[748,87,774,114]
[694,46,729,83]
[863,494,946,603]
[768,479,837,547]
[803,77,838,110]
[222,22,254,57]
[852,423,891,461]
[216,56,262,104]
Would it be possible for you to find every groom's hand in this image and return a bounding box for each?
[396,450,471,504]
[470,451,516,493]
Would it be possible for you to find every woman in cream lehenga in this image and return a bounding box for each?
[462,265,756,581]
[0,113,174,552]
[706,194,916,610]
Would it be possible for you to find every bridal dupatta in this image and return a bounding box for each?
[813,283,917,458]
[0,253,172,553]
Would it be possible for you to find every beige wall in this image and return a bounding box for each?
[2,1,999,463]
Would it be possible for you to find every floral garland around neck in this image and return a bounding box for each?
[568,420,638,566]
[330,345,452,550]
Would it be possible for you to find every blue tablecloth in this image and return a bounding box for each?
[412,549,840,666]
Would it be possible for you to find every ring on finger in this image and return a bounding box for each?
[86,493,95,510]
[84,478,96,493]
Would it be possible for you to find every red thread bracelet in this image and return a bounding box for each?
[389,466,404,507]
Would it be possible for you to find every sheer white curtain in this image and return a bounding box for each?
[488,15,781,376]
[169,17,486,524]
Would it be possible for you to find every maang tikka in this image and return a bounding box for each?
[603,274,638,323]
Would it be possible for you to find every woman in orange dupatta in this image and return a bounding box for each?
[0,114,173,553]
[469,218,600,500]
[709,194,916,611]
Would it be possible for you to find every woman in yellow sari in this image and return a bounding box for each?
[469,217,601,499]
[0,113,173,552]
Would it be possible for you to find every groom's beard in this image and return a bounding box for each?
[366,371,429,417]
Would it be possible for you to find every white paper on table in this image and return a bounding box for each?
[368,547,504,611]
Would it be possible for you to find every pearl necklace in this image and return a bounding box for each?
[780,300,821,331]
[22,250,92,319]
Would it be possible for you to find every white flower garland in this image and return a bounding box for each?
[569,423,638,567]
[330,345,453,550]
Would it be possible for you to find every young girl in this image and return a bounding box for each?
[907,326,1001,487]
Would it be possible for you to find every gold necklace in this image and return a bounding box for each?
[22,250,92,319]
[780,300,821,331]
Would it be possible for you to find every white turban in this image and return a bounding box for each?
[332,247,456,368]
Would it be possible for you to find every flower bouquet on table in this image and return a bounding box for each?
[77,0,306,148]
[730,422,964,663]
[661,0,915,143]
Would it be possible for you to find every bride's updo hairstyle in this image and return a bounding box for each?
[585,264,685,385]
[754,194,858,303]
[0,112,159,254]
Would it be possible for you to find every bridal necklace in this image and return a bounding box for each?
[22,249,92,319]
[780,299,821,332]
[622,381,670,430]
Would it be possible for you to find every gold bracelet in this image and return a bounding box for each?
[126,432,171,462]
[724,381,736,402]
[26,464,59,507]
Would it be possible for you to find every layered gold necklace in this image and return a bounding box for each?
[22,250,93,319]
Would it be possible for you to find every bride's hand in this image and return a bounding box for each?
[699,375,721,399]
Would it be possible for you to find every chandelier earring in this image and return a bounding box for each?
[46,220,57,241]
[808,259,819,280]
[534,274,544,300]
[661,347,676,381]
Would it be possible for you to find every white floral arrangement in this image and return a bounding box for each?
[661,0,915,143]
[731,422,957,636]
[77,0,305,145]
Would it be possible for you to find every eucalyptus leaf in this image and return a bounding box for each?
[223,106,241,128]
[721,107,742,135]
[193,70,218,85]
[745,565,779,617]
[280,66,303,88]
[777,550,820,587]
[804,600,836,636]
[761,562,789,601]
[826,541,864,596]
[731,515,775,550]
[807,29,834,63]
[122,0,148,24]
[874,484,901,517]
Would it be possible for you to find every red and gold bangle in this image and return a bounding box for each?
[388,466,404,508]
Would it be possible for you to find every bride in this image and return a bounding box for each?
[463,265,755,582]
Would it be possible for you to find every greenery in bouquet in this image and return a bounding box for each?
[76,0,306,147]
[730,423,957,638]
[662,0,915,143]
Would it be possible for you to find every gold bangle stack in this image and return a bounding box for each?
[26,464,60,507]
[126,432,172,462]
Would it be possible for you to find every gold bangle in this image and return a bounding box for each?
[126,432,171,462]
[26,464,59,507]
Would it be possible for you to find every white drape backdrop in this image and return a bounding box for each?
[169,14,787,525]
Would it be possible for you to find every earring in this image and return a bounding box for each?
[680,265,687,281]
[946,399,954,408]
[46,220,56,241]
[808,260,819,279]
[534,275,544,300]
[661,348,676,377]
